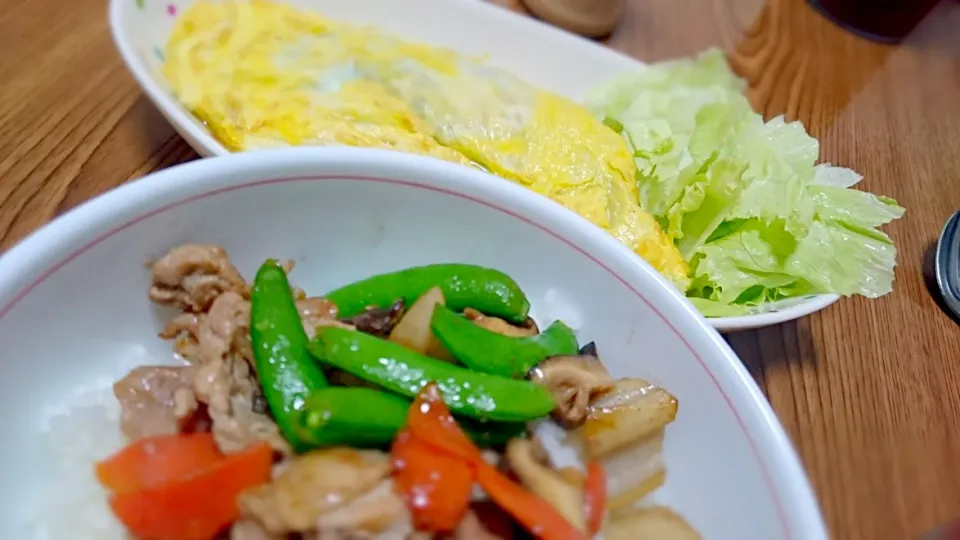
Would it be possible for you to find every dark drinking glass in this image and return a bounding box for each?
[808,0,942,43]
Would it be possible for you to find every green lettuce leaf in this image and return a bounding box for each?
[689,221,812,305]
[685,297,752,317]
[786,219,899,298]
[809,185,904,229]
[587,48,745,121]
[811,164,862,188]
[586,48,905,315]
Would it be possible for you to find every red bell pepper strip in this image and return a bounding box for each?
[401,382,585,540]
[392,428,474,532]
[404,382,484,463]
[584,461,606,535]
[107,441,273,540]
[475,462,585,540]
[95,433,222,494]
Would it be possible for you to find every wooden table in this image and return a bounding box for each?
[3,0,960,537]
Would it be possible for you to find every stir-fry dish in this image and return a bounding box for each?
[94,245,698,540]
[161,0,905,317]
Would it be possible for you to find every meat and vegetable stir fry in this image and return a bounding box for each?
[95,244,699,540]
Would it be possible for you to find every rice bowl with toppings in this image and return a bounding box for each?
[0,148,826,539]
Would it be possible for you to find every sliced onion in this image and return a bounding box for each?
[601,429,666,512]
[604,505,700,540]
[388,287,452,361]
[583,378,678,458]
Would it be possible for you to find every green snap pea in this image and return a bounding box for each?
[430,305,580,378]
[308,326,555,423]
[325,264,531,324]
[299,386,526,448]
[299,386,409,448]
[251,259,328,452]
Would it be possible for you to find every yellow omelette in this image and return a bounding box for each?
[163,0,690,290]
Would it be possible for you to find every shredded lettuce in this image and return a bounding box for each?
[586,49,905,315]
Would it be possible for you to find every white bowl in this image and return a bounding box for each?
[106,0,840,331]
[0,148,824,539]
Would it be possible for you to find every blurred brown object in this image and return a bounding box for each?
[808,0,942,43]
[521,0,625,38]
[922,519,960,540]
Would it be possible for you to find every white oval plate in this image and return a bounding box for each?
[106,0,839,331]
[0,148,826,539]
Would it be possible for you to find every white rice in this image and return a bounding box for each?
[30,377,128,540]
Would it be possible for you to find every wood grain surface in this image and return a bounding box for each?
[3,0,960,537]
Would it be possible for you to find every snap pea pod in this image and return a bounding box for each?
[325,264,531,324]
[250,259,328,452]
[298,386,526,448]
[308,326,556,422]
[430,305,580,378]
[299,387,409,448]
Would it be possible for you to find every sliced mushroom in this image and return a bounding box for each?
[604,506,700,540]
[340,298,405,337]
[527,355,614,427]
[463,308,539,337]
[582,378,677,458]
[504,438,586,533]
[578,341,598,358]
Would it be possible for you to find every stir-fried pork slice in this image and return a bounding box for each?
[160,312,203,363]
[114,365,199,440]
[162,294,341,360]
[239,448,392,534]
[191,292,288,454]
[147,246,342,455]
[199,291,254,366]
[149,244,248,312]
[194,355,289,454]
[315,479,414,540]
